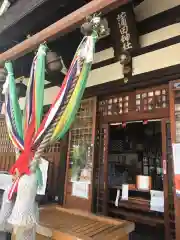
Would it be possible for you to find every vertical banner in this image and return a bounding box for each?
[107,2,139,57]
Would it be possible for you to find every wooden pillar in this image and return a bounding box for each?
[161,119,171,240]
[169,80,180,240]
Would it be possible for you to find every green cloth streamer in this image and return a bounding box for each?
[5,62,23,140]
[54,34,97,141]
[56,62,92,141]
[35,44,48,132]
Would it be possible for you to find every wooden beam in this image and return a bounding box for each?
[0,0,128,64]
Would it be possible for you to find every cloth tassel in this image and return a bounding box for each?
[8,174,38,228]
[0,185,14,232]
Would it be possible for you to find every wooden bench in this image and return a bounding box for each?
[36,205,135,240]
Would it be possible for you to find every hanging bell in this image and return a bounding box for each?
[16,81,27,99]
[8,173,38,229]
[81,22,93,36]
[46,51,63,72]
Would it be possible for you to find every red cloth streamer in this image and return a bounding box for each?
[9,109,36,196]
[8,178,20,200]
[9,149,32,176]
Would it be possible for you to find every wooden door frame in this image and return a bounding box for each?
[63,97,97,211]
[161,119,171,240]
[99,118,171,239]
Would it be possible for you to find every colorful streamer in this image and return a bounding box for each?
[3,32,97,200]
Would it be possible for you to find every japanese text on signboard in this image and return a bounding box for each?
[117,12,133,51]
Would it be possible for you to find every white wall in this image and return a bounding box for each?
[134,0,180,21]
[19,40,180,108]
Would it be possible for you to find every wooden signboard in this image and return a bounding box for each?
[107,2,139,58]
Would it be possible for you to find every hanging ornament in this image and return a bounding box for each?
[122,122,126,128]
[143,120,148,125]
[46,51,63,72]
[16,79,27,99]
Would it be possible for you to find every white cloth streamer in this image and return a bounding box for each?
[8,173,38,228]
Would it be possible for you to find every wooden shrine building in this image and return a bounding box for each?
[0,0,179,240]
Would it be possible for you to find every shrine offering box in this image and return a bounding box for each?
[36,205,135,240]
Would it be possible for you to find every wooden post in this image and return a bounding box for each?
[161,119,171,240]
[0,0,128,64]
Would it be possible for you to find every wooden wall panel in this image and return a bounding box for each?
[98,84,169,123]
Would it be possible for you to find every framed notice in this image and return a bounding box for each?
[72,181,89,199]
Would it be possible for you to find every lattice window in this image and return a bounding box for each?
[136,88,168,112]
[43,105,61,153]
[98,85,169,118]
[99,95,129,116]
[0,115,15,153]
[68,98,96,182]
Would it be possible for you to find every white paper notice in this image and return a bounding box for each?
[0,173,12,190]
[115,189,120,207]
[172,144,180,175]
[121,184,129,201]
[72,182,89,199]
[37,158,49,195]
[150,190,164,213]
[172,143,180,195]
[137,176,149,191]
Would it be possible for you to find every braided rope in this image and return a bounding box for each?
[31,34,96,168]
[35,74,78,158]
[30,72,79,170]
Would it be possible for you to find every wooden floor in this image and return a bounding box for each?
[36,234,51,240]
